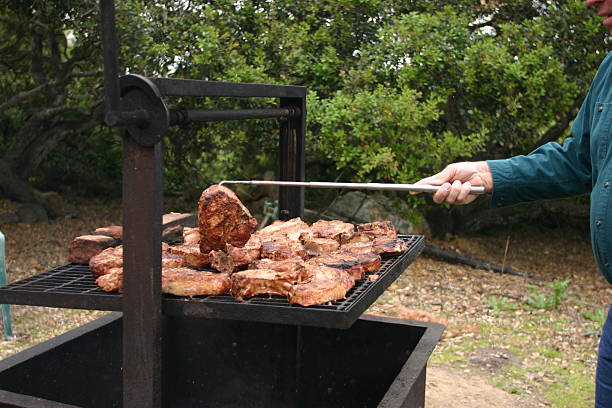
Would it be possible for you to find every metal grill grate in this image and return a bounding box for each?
[0,235,423,328]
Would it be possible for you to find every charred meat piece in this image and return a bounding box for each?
[225,235,262,267]
[182,227,200,245]
[311,251,381,280]
[344,232,373,245]
[162,268,231,296]
[231,268,306,300]
[89,246,123,276]
[261,238,307,260]
[198,185,257,252]
[356,220,397,239]
[69,235,116,264]
[249,256,304,273]
[371,236,408,256]
[289,263,355,307]
[96,266,230,296]
[339,241,377,255]
[168,244,211,268]
[301,237,340,257]
[256,217,311,242]
[310,220,354,243]
[210,250,236,273]
[162,253,185,268]
[96,267,123,292]
[91,244,185,278]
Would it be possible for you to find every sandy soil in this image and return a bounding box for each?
[427,365,545,408]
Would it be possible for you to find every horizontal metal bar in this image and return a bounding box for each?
[219,180,487,195]
[169,107,300,124]
[151,78,307,98]
[105,109,150,127]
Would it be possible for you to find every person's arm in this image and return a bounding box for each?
[416,90,594,206]
[486,131,592,208]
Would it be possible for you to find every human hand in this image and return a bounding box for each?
[411,161,493,205]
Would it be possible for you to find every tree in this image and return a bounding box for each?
[0,1,104,216]
[0,0,608,228]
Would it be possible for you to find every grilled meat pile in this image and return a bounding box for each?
[89,185,409,306]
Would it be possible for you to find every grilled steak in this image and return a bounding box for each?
[311,251,381,280]
[231,268,305,300]
[288,263,355,307]
[344,232,373,244]
[89,246,123,276]
[95,267,124,292]
[301,237,340,257]
[371,236,408,256]
[255,217,312,243]
[225,235,262,267]
[162,268,231,296]
[310,220,354,243]
[91,243,187,277]
[249,256,304,273]
[198,185,257,252]
[96,266,230,296]
[182,227,200,245]
[339,241,377,255]
[356,221,397,239]
[261,238,307,260]
[210,250,236,273]
[168,243,211,268]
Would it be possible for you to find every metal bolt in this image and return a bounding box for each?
[599,106,605,112]
[597,220,603,227]
[605,181,610,188]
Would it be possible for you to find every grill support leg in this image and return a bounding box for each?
[122,136,163,407]
[279,97,306,220]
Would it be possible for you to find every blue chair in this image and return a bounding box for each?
[0,231,13,340]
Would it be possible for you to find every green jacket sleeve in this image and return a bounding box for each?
[486,79,596,208]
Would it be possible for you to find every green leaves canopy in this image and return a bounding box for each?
[0,0,608,206]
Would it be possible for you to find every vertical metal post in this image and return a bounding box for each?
[279,96,306,220]
[100,0,120,113]
[0,232,12,340]
[122,137,163,408]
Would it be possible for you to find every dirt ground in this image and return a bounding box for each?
[426,364,545,408]
[0,196,607,407]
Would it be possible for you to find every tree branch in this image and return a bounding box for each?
[0,71,102,113]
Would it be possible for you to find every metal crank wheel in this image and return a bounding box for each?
[105,74,169,147]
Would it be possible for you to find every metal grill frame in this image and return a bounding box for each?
[0,235,423,329]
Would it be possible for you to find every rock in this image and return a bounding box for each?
[68,235,116,264]
[327,191,414,234]
[16,203,48,223]
[40,191,65,218]
[0,213,19,225]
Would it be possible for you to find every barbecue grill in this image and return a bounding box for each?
[0,1,443,407]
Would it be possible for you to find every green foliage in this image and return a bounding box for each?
[582,308,606,326]
[526,279,571,310]
[483,295,517,316]
[308,86,485,183]
[0,0,609,203]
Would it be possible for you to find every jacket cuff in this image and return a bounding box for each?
[486,159,516,208]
